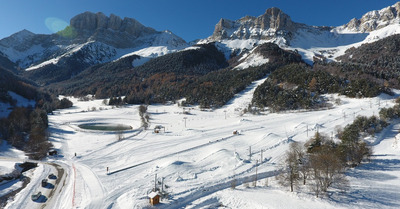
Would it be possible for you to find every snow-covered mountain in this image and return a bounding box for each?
[336,2,400,33]
[2,3,400,85]
[3,4,400,208]
[208,7,298,42]
[0,12,188,76]
[202,2,400,65]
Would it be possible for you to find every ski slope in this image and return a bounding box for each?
[2,79,400,208]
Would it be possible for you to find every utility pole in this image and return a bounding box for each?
[183,117,187,128]
[249,146,252,161]
[260,149,263,163]
[255,160,258,187]
[306,124,308,137]
[154,174,157,191]
[161,177,165,193]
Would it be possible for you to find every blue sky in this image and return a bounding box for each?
[0,0,399,42]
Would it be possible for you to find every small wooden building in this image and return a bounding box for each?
[154,125,165,133]
[233,130,240,135]
[48,150,57,156]
[148,191,160,206]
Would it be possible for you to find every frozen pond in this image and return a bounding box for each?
[78,123,132,131]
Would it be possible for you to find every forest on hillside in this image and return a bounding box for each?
[252,62,391,112]
[0,67,73,159]
[46,43,303,108]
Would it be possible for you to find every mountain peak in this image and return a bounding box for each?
[14,29,35,37]
[339,2,400,32]
[69,11,156,37]
[62,11,178,48]
[209,7,296,41]
[262,7,295,32]
[0,29,35,42]
[0,29,36,50]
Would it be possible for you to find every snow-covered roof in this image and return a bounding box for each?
[154,125,165,129]
[148,191,160,198]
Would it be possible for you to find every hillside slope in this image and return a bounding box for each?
[0,12,188,85]
[47,42,302,107]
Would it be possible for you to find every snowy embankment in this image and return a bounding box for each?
[289,24,400,64]
[2,79,400,209]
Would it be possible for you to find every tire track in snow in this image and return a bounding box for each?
[42,162,68,209]
[72,163,76,207]
[0,159,68,209]
[74,163,107,209]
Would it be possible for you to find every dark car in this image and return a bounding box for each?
[31,191,42,201]
[48,173,57,179]
[41,179,48,187]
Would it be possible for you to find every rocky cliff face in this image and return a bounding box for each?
[210,7,300,41]
[70,12,156,38]
[66,12,188,48]
[209,2,400,45]
[0,12,187,70]
[338,2,400,32]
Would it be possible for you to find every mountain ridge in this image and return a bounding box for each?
[209,7,301,41]
[204,2,400,64]
[70,12,156,37]
[2,3,400,72]
[1,3,400,92]
[0,11,188,70]
[336,2,400,33]
[0,12,189,85]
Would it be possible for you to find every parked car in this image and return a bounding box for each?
[31,191,41,201]
[41,179,48,187]
[48,173,57,179]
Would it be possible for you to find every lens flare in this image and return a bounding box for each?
[45,17,68,33]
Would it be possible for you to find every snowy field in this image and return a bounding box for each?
[1,79,400,209]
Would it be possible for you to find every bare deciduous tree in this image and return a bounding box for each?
[308,146,348,197]
[230,178,237,190]
[139,105,149,129]
[277,143,301,192]
[291,142,309,185]
[116,125,124,141]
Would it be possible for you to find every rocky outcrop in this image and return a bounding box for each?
[260,7,296,31]
[210,7,299,41]
[339,2,400,32]
[70,12,156,37]
[63,12,188,48]
[0,11,188,77]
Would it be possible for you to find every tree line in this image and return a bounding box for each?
[46,43,303,108]
[0,107,50,160]
[252,63,391,112]
[277,107,397,197]
[1,67,73,159]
